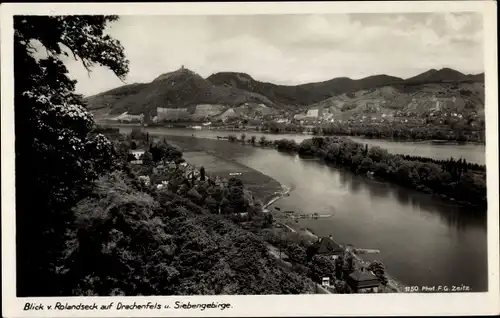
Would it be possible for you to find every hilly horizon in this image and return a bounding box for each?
[86,67,485,120]
[206,68,484,106]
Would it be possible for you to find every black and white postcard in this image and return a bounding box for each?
[1,1,498,317]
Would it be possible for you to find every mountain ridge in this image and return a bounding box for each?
[206,68,484,106]
[85,67,485,120]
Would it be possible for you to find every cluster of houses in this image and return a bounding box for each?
[306,235,381,293]
[129,148,227,190]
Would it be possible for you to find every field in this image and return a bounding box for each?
[165,136,283,205]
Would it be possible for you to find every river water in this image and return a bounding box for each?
[109,125,485,165]
[115,126,488,292]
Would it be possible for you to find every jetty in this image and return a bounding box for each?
[277,210,333,220]
[292,213,333,220]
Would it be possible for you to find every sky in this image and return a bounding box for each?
[59,12,484,96]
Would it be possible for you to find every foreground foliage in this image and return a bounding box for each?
[60,165,315,295]
[14,15,128,296]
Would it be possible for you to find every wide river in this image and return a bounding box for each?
[108,125,485,165]
[116,126,488,292]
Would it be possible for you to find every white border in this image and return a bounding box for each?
[1,2,499,317]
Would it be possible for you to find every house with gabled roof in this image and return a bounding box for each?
[306,235,344,261]
[346,269,380,293]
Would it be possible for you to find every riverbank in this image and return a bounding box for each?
[224,135,486,209]
[96,124,486,165]
[165,137,283,205]
[96,122,485,145]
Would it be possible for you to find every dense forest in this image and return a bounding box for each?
[229,135,487,208]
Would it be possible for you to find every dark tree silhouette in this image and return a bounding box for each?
[14,15,128,296]
[200,166,206,181]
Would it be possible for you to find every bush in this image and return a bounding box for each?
[309,255,336,283]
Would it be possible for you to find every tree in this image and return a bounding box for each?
[309,255,335,283]
[343,253,355,276]
[191,171,196,185]
[130,127,144,140]
[250,136,257,145]
[14,15,128,296]
[62,171,178,296]
[226,178,246,213]
[334,256,344,280]
[141,151,154,166]
[200,166,206,181]
[259,136,267,146]
[285,243,307,264]
[357,157,374,174]
[367,261,388,286]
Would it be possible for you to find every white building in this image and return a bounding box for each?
[275,118,289,124]
[306,109,320,118]
[129,149,146,164]
[114,112,144,123]
[157,107,190,121]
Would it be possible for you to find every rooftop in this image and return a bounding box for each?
[349,270,379,282]
[310,237,343,255]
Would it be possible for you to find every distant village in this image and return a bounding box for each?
[107,97,483,135]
